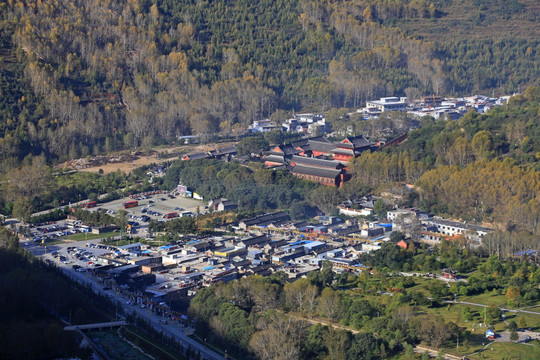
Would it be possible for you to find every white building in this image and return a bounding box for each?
[387,209,416,222]
[339,205,373,217]
[365,97,408,112]
[429,217,493,240]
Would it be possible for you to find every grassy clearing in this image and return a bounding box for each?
[423,303,509,333]
[468,340,540,360]
[61,231,120,241]
[461,291,509,308]
[55,171,101,187]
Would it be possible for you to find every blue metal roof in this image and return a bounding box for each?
[289,240,306,246]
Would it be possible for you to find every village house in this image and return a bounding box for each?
[251,119,277,133]
[338,205,373,217]
[208,198,237,212]
[238,211,290,230]
[281,114,329,134]
[429,218,492,240]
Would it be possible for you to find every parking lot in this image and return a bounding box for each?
[94,193,204,217]
[20,193,206,246]
[50,243,117,271]
[93,193,205,237]
[27,220,93,245]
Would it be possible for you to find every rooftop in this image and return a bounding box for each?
[431,218,493,233]
[290,165,342,179]
[290,155,342,169]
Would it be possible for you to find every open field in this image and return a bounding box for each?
[59,141,238,175]
[82,153,177,175]
[461,292,509,308]
[468,340,540,360]
[62,231,121,242]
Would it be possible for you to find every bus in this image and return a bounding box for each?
[123,200,139,209]
[85,201,97,208]
[163,212,178,219]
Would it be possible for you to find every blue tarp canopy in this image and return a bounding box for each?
[514,250,536,256]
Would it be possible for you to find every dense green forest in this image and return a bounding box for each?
[0,0,537,171]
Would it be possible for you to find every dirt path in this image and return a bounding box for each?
[82,153,175,174]
[58,141,237,175]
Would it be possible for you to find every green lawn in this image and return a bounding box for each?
[423,304,508,333]
[461,291,509,308]
[62,231,120,241]
[402,276,433,296]
[468,341,540,360]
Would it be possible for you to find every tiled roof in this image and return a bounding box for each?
[338,135,374,149]
[308,141,338,153]
[184,152,209,160]
[240,211,290,227]
[291,155,342,169]
[264,154,286,164]
[290,165,342,179]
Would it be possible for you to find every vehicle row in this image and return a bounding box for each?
[141,208,162,217]
[36,224,67,233]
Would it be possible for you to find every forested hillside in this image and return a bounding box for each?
[0,0,537,171]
